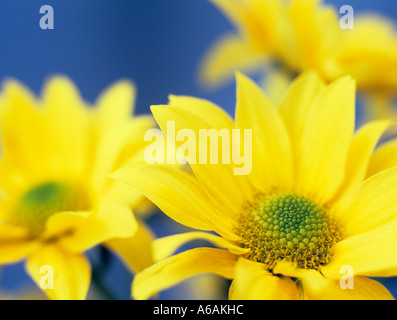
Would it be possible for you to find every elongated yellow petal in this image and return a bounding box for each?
[132,248,238,300]
[200,33,265,87]
[90,82,153,188]
[367,138,397,177]
[0,223,30,239]
[335,167,397,237]
[153,231,249,261]
[43,210,91,239]
[167,95,234,130]
[41,77,90,177]
[106,218,154,273]
[95,80,136,132]
[235,72,294,192]
[288,0,341,73]
[322,217,397,278]
[91,116,155,188]
[113,115,157,167]
[103,179,146,211]
[112,164,238,240]
[301,271,393,300]
[44,205,137,253]
[0,242,39,265]
[278,71,325,151]
[0,223,39,264]
[273,260,307,278]
[26,245,91,300]
[229,258,299,300]
[332,120,391,206]
[274,261,393,299]
[0,81,47,178]
[336,16,397,91]
[151,104,253,209]
[93,203,138,240]
[295,76,355,203]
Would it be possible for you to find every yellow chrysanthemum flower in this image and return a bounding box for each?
[0,77,155,300]
[201,0,397,96]
[114,72,397,300]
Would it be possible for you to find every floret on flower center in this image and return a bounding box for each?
[236,193,341,271]
[15,182,91,230]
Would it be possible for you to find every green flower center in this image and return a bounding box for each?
[15,182,90,229]
[236,193,341,271]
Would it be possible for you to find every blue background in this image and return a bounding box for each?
[0,0,396,299]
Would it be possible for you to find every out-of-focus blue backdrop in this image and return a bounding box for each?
[0,0,396,300]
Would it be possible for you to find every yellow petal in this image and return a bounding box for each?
[102,179,146,211]
[210,0,294,58]
[112,115,157,168]
[235,72,294,192]
[248,0,296,58]
[300,271,393,300]
[0,238,39,264]
[295,76,355,203]
[41,77,90,177]
[335,167,397,237]
[0,242,38,265]
[153,231,249,261]
[367,138,397,177]
[229,258,299,300]
[272,260,301,277]
[278,71,325,152]
[332,120,391,206]
[150,104,253,211]
[25,245,91,300]
[167,95,234,130]
[336,16,397,91]
[0,222,31,240]
[199,33,265,87]
[0,80,47,177]
[90,82,153,188]
[288,0,342,73]
[112,164,238,240]
[0,223,39,264]
[322,217,397,278]
[91,202,138,240]
[91,116,155,188]
[45,204,137,253]
[94,80,136,132]
[105,218,154,273]
[274,261,393,299]
[132,248,238,300]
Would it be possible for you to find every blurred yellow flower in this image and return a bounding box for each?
[115,72,397,300]
[0,77,155,300]
[201,0,397,96]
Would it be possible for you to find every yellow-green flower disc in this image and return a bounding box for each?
[237,193,341,270]
[15,182,91,229]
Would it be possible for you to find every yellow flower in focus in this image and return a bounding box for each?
[201,0,397,96]
[115,72,397,300]
[0,77,155,300]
